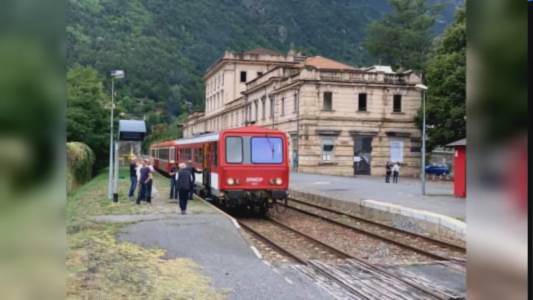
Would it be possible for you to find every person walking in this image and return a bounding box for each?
[169,160,178,199]
[392,162,400,184]
[186,160,198,200]
[176,162,194,214]
[128,157,138,199]
[385,161,392,183]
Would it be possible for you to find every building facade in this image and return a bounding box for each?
[183,48,423,177]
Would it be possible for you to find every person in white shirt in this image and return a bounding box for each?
[392,162,400,183]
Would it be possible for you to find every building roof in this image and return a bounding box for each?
[242,48,284,56]
[446,138,466,147]
[301,56,356,70]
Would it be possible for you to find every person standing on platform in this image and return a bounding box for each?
[186,160,197,200]
[146,159,154,203]
[176,162,194,214]
[392,162,400,183]
[169,160,178,199]
[385,161,392,183]
[137,159,153,204]
[136,160,147,204]
[128,157,138,200]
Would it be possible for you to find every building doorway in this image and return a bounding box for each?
[353,135,373,175]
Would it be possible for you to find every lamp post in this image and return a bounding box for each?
[416,83,428,195]
[107,70,125,201]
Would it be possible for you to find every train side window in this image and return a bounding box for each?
[195,147,204,163]
[226,137,243,163]
[159,148,170,161]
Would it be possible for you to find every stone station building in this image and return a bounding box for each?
[182,48,423,177]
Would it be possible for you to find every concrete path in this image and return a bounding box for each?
[118,214,332,300]
[290,172,465,220]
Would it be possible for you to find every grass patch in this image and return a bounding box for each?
[67,170,224,299]
[67,169,216,225]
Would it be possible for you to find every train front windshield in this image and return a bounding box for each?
[251,137,283,163]
[225,136,283,164]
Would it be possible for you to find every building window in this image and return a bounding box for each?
[358,93,367,111]
[240,71,247,83]
[293,94,298,113]
[254,101,258,121]
[393,95,402,112]
[257,72,263,77]
[321,137,335,161]
[281,97,285,116]
[323,92,333,111]
[261,98,265,120]
[270,96,274,119]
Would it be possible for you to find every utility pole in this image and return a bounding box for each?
[107,77,115,200]
[107,70,125,201]
[416,84,428,195]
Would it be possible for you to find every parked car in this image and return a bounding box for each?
[425,164,450,176]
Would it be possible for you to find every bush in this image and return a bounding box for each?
[66,142,95,193]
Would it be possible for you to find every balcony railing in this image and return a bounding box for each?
[319,71,411,84]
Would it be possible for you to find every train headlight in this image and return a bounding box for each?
[274,178,283,185]
[227,178,235,185]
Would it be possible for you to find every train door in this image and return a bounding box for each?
[202,143,211,197]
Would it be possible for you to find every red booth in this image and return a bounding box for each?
[447,138,466,198]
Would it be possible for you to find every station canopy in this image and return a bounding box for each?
[118,120,146,141]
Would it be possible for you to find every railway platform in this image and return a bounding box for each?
[117,205,331,300]
[289,172,466,244]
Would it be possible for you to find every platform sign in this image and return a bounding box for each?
[118,120,146,141]
[390,140,404,162]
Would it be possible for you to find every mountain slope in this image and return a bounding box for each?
[66,0,461,118]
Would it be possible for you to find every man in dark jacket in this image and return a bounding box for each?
[128,158,138,200]
[385,161,392,183]
[176,163,194,214]
[186,160,199,200]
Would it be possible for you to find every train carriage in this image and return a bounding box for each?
[150,126,289,214]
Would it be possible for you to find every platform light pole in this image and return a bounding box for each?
[416,83,428,195]
[107,70,125,201]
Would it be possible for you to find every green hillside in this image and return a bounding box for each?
[67,0,460,121]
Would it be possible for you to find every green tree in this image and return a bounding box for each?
[419,6,465,150]
[67,65,110,172]
[363,0,440,70]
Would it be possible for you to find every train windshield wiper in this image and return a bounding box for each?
[265,134,275,158]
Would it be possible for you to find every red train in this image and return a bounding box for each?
[150,126,289,214]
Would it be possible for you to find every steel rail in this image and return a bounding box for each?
[237,219,369,300]
[267,217,449,300]
[281,203,462,262]
[288,197,466,253]
[201,195,454,299]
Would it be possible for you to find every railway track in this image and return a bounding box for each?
[198,196,464,299]
[238,218,349,263]
[237,216,462,300]
[284,197,466,263]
